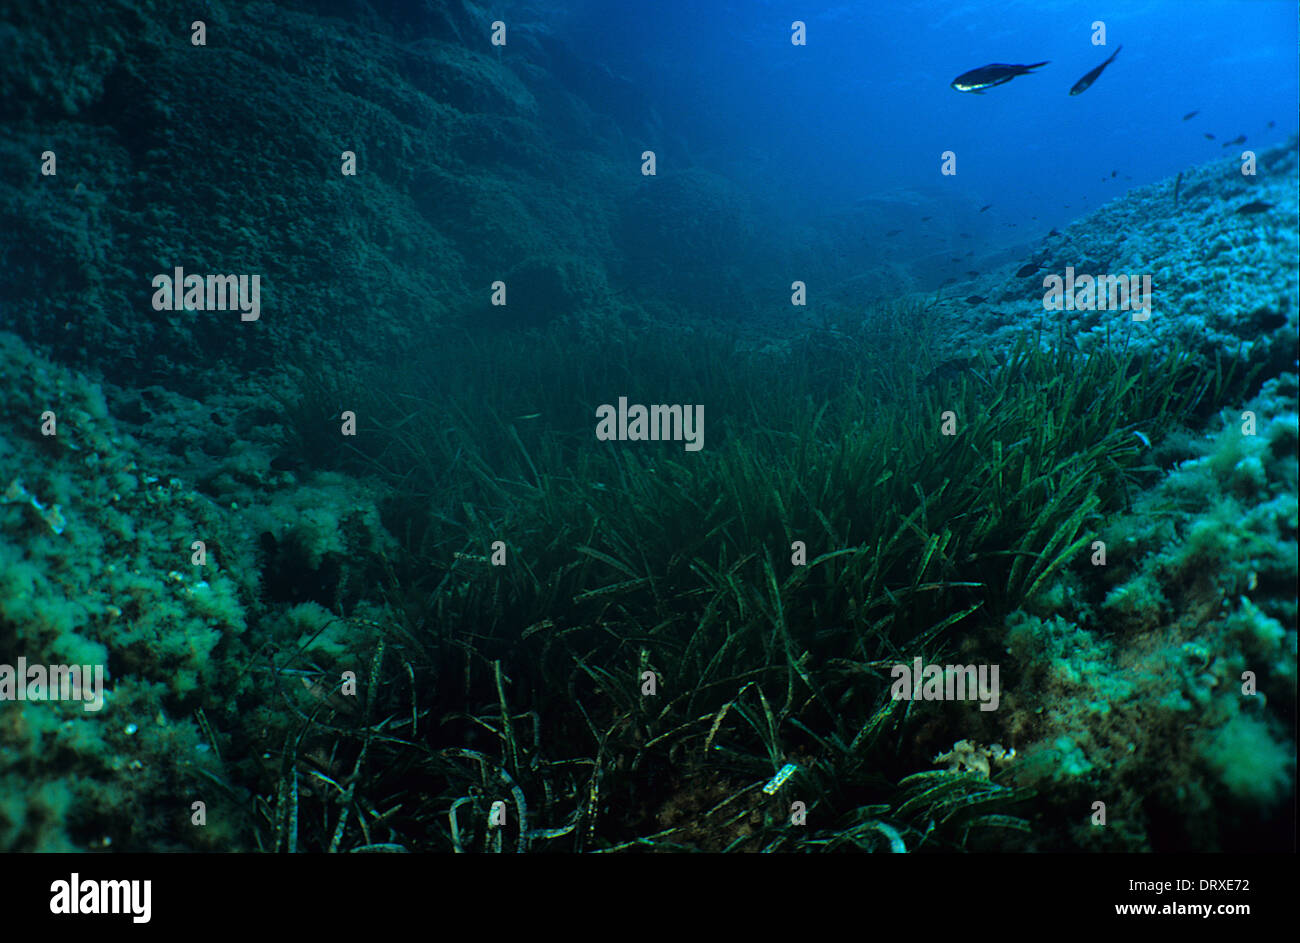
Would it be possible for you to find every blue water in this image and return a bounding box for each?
[548,0,1298,282]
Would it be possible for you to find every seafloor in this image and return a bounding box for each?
[0,2,1295,852]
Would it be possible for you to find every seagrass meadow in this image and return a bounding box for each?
[0,0,1296,854]
[251,314,1289,852]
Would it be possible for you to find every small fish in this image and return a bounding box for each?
[1235,200,1274,215]
[979,204,992,212]
[886,229,902,236]
[965,270,979,277]
[1111,170,1118,178]
[921,215,932,221]
[1222,134,1246,147]
[965,295,986,304]
[1182,110,1199,121]
[1015,262,1042,277]
[950,257,962,262]
[959,232,971,238]
[1173,171,1183,208]
[1267,120,1275,128]
[1204,133,1215,140]
[951,61,1050,93]
[1048,228,1061,237]
[270,453,304,472]
[1069,45,1122,96]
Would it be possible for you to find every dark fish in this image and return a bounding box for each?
[1173,171,1183,208]
[1222,134,1246,147]
[1048,228,1061,236]
[1182,110,1199,121]
[1111,170,1118,178]
[1235,200,1274,215]
[1069,45,1121,96]
[950,257,962,262]
[886,229,902,236]
[1015,262,1042,277]
[979,204,992,212]
[1267,120,1275,128]
[1204,133,1215,140]
[965,295,986,304]
[959,232,971,238]
[965,270,979,277]
[951,61,1049,93]
[271,453,304,472]
[921,215,933,221]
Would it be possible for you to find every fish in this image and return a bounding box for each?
[979,204,992,212]
[1110,170,1118,178]
[966,270,979,277]
[959,232,971,238]
[886,229,902,236]
[1069,45,1122,96]
[1182,110,1199,120]
[965,295,986,304]
[1015,262,1042,277]
[1204,133,1215,140]
[951,61,1049,93]
[921,215,933,221]
[1048,228,1061,237]
[1222,135,1246,147]
[1173,171,1183,208]
[1267,120,1275,129]
[1235,200,1274,214]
